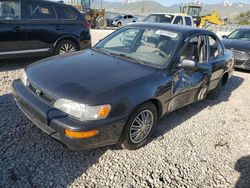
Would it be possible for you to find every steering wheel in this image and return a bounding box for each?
[153,49,168,58]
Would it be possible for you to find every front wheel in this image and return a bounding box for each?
[120,103,158,150]
[55,40,78,55]
[117,22,122,28]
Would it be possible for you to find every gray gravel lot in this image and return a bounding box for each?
[1,29,250,187]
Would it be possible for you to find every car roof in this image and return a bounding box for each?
[28,0,66,5]
[236,27,250,30]
[148,13,192,17]
[128,22,212,36]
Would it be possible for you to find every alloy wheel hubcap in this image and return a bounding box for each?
[129,110,154,144]
[59,44,76,54]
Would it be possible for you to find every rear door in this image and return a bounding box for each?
[127,15,134,23]
[22,1,59,52]
[0,0,26,55]
[168,34,212,111]
[122,15,129,25]
[207,34,227,91]
[173,16,184,25]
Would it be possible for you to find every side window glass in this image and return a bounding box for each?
[185,17,192,26]
[0,0,20,20]
[173,16,183,25]
[208,35,223,60]
[180,35,208,64]
[57,6,76,20]
[28,2,56,20]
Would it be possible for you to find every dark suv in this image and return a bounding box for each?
[0,0,91,59]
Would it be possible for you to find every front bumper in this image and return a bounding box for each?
[234,59,250,70]
[12,80,126,150]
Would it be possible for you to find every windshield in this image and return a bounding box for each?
[95,27,181,67]
[113,15,122,21]
[228,29,250,41]
[144,14,174,24]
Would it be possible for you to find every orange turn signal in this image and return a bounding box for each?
[65,129,99,139]
[98,105,111,119]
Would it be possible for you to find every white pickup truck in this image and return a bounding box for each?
[143,13,194,27]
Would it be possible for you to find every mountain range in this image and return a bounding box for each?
[91,0,250,19]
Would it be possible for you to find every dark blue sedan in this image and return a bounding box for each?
[13,23,234,150]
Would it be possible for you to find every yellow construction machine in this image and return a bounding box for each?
[180,4,225,28]
[68,0,107,29]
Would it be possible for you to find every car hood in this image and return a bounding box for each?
[222,39,250,51]
[26,49,157,103]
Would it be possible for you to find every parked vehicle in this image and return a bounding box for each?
[0,0,91,59]
[111,14,137,27]
[13,23,234,150]
[222,28,250,70]
[144,13,194,27]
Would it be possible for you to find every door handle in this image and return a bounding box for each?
[56,25,63,31]
[14,26,21,32]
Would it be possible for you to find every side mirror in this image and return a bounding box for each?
[179,59,197,69]
[222,35,227,39]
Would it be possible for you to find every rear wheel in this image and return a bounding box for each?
[55,40,78,55]
[120,102,158,150]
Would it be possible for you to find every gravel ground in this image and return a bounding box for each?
[1,30,250,187]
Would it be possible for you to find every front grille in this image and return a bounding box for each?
[233,50,249,61]
[28,81,54,103]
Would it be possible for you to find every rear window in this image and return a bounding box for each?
[57,6,77,20]
[144,14,174,24]
[0,0,20,20]
[185,17,192,26]
[173,16,183,25]
[28,2,56,20]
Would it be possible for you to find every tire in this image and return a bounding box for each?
[95,17,107,29]
[55,40,78,55]
[120,102,158,150]
[117,22,122,28]
[207,78,223,100]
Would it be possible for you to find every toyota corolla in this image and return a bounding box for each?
[13,23,234,150]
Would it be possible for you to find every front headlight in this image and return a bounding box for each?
[19,69,28,86]
[54,98,111,121]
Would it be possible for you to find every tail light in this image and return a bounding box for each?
[83,22,91,29]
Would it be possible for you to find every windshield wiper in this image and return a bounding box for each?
[117,53,145,65]
[93,48,146,65]
[93,47,112,56]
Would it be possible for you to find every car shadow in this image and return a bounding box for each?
[235,68,250,74]
[235,156,250,188]
[152,75,244,140]
[0,93,117,187]
[0,58,40,72]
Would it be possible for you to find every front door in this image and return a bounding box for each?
[21,1,59,52]
[168,34,212,112]
[0,0,27,55]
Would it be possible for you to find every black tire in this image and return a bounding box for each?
[120,102,158,150]
[95,16,107,29]
[55,40,78,55]
[207,78,223,100]
[117,22,122,28]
